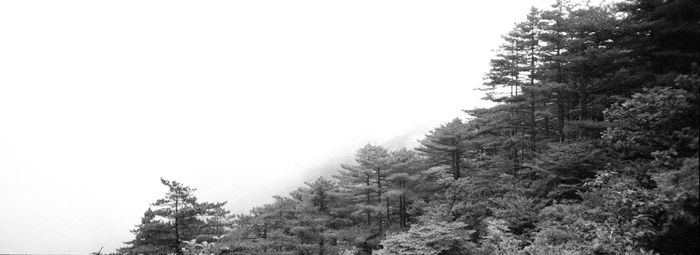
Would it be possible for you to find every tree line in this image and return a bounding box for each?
[119,0,699,254]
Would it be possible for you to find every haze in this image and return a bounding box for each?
[1,0,559,253]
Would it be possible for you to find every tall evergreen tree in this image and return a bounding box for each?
[120,208,173,255]
[295,177,342,255]
[617,0,700,83]
[386,148,423,228]
[335,144,392,232]
[122,179,228,255]
[417,119,468,180]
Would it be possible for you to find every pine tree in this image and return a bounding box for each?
[513,7,546,151]
[617,0,700,83]
[334,144,393,235]
[295,177,341,255]
[122,179,228,255]
[417,119,468,180]
[386,148,423,228]
[539,0,570,140]
[120,208,172,255]
[335,161,374,226]
[559,4,624,137]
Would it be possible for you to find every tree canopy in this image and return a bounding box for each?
[120,178,228,255]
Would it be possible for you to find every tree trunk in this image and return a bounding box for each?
[386,200,390,226]
[174,199,181,255]
[376,167,383,232]
[555,30,565,141]
[318,236,324,255]
[366,175,371,226]
[452,137,461,180]
[399,195,404,227]
[558,101,565,140]
[400,195,407,228]
[530,43,537,152]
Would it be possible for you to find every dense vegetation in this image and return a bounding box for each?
[119,0,699,254]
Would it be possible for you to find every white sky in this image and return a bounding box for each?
[0,0,565,253]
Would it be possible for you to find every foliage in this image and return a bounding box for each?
[181,236,223,255]
[375,221,475,255]
[603,86,698,159]
[121,179,228,255]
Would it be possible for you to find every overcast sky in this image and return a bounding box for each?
[0,0,568,253]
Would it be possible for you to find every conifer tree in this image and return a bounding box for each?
[120,208,172,255]
[335,144,392,231]
[417,119,468,180]
[295,177,341,255]
[386,148,423,228]
[335,162,374,226]
[539,0,571,140]
[123,179,228,255]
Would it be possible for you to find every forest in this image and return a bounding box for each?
[117,0,699,254]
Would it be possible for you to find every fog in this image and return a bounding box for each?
[1,0,558,253]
